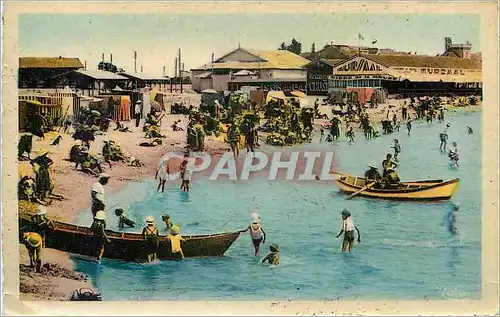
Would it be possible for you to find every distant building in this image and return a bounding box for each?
[190,48,310,92]
[443,37,473,59]
[19,57,84,88]
[328,53,482,97]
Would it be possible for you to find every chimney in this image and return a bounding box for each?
[84,60,87,70]
[141,65,143,73]
[102,53,104,62]
[110,54,113,64]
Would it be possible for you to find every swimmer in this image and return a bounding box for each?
[261,244,280,265]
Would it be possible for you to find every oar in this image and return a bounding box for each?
[346,182,375,200]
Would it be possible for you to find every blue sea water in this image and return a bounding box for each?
[73,111,481,301]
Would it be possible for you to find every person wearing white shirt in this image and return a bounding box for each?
[155,161,170,193]
[91,173,110,217]
[335,209,361,253]
[134,100,142,127]
[180,157,192,192]
[448,141,459,167]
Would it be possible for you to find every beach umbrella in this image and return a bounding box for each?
[91,110,101,116]
[201,89,218,94]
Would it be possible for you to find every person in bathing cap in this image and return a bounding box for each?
[240,212,267,256]
[261,243,280,265]
[115,208,135,229]
[167,224,185,259]
[364,163,382,184]
[91,210,111,263]
[335,209,361,253]
[142,216,159,263]
[90,173,110,217]
[31,205,55,247]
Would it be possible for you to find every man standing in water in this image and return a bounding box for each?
[406,119,412,136]
[155,160,170,193]
[439,123,450,151]
[91,173,110,217]
[335,209,361,253]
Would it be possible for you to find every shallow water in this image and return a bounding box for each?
[74,111,481,301]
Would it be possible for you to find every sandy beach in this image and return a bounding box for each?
[18,99,480,300]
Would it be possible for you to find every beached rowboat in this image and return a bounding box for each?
[332,173,459,201]
[19,216,241,261]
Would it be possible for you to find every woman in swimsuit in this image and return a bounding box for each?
[335,209,361,253]
[240,214,266,256]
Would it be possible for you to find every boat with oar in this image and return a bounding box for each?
[331,172,459,201]
[19,216,241,261]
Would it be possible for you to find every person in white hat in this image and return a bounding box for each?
[240,212,266,256]
[90,173,110,217]
[91,210,110,263]
[142,216,159,263]
[364,163,382,184]
[31,205,55,247]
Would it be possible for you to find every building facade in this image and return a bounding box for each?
[19,57,85,88]
[328,54,482,97]
[191,48,309,92]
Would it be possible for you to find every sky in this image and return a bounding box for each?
[19,13,480,77]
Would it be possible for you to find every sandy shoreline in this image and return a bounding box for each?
[18,114,230,300]
[18,100,480,300]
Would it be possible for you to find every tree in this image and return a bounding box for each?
[311,42,316,53]
[98,62,118,73]
[277,39,303,55]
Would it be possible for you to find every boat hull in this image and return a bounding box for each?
[19,217,241,261]
[333,174,459,201]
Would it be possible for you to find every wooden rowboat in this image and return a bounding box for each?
[19,216,241,261]
[332,173,459,201]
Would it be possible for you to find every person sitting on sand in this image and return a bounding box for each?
[335,209,361,253]
[91,210,111,264]
[115,208,135,229]
[240,213,267,256]
[18,175,37,203]
[31,205,55,247]
[22,232,43,273]
[142,216,160,263]
[167,225,185,259]
[325,134,333,142]
[261,244,280,265]
[161,214,173,230]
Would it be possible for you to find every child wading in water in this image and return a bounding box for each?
[161,213,173,230]
[391,139,401,161]
[167,225,185,259]
[261,244,280,265]
[240,213,266,256]
[335,209,361,253]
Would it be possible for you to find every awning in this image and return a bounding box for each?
[266,91,286,102]
[290,91,306,98]
[201,89,218,94]
[233,70,256,76]
[195,72,212,79]
[23,100,43,106]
